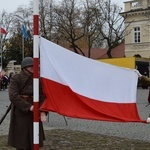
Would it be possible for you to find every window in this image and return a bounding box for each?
[134,27,140,43]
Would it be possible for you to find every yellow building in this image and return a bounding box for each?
[98,57,135,69]
[98,57,150,77]
[120,0,150,58]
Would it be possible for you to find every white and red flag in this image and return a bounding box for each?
[0,28,7,34]
[40,37,145,123]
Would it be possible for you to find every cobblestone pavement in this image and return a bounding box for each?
[0,88,150,142]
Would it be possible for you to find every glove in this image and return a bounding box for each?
[133,69,142,77]
[147,114,150,123]
[40,112,47,122]
[30,105,34,112]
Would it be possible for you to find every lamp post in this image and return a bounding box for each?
[20,24,25,60]
[14,15,26,60]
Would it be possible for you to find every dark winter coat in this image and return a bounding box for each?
[8,70,45,149]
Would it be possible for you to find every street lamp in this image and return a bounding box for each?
[14,15,27,60]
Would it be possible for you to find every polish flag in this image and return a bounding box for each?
[0,28,7,34]
[40,37,145,123]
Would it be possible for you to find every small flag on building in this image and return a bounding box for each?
[21,25,28,39]
[0,28,7,34]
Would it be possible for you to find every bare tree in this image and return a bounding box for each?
[97,0,128,58]
[82,0,103,58]
[0,11,13,49]
[0,11,16,68]
[39,0,56,40]
[1,0,131,65]
[53,0,86,55]
[2,6,33,68]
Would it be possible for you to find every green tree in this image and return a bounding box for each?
[3,32,33,69]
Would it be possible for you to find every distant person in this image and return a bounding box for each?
[8,57,47,150]
[141,70,149,89]
[8,72,14,84]
[0,77,2,91]
[1,74,9,90]
[135,70,150,104]
[136,70,150,87]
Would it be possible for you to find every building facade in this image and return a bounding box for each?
[120,0,150,58]
[5,61,21,76]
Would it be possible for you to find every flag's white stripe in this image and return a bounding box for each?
[40,37,138,103]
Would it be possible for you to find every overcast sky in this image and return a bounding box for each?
[0,0,126,13]
[0,0,31,13]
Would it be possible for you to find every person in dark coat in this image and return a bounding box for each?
[1,74,9,90]
[8,57,47,150]
[0,77,2,90]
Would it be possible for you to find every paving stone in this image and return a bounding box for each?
[0,88,150,142]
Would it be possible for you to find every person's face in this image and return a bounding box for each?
[25,65,34,74]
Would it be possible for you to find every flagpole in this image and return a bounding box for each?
[22,34,24,60]
[14,16,25,60]
[33,0,40,149]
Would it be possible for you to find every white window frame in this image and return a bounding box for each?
[134,27,140,43]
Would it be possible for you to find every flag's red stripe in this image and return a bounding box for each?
[33,15,39,35]
[41,78,146,123]
[0,28,7,34]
